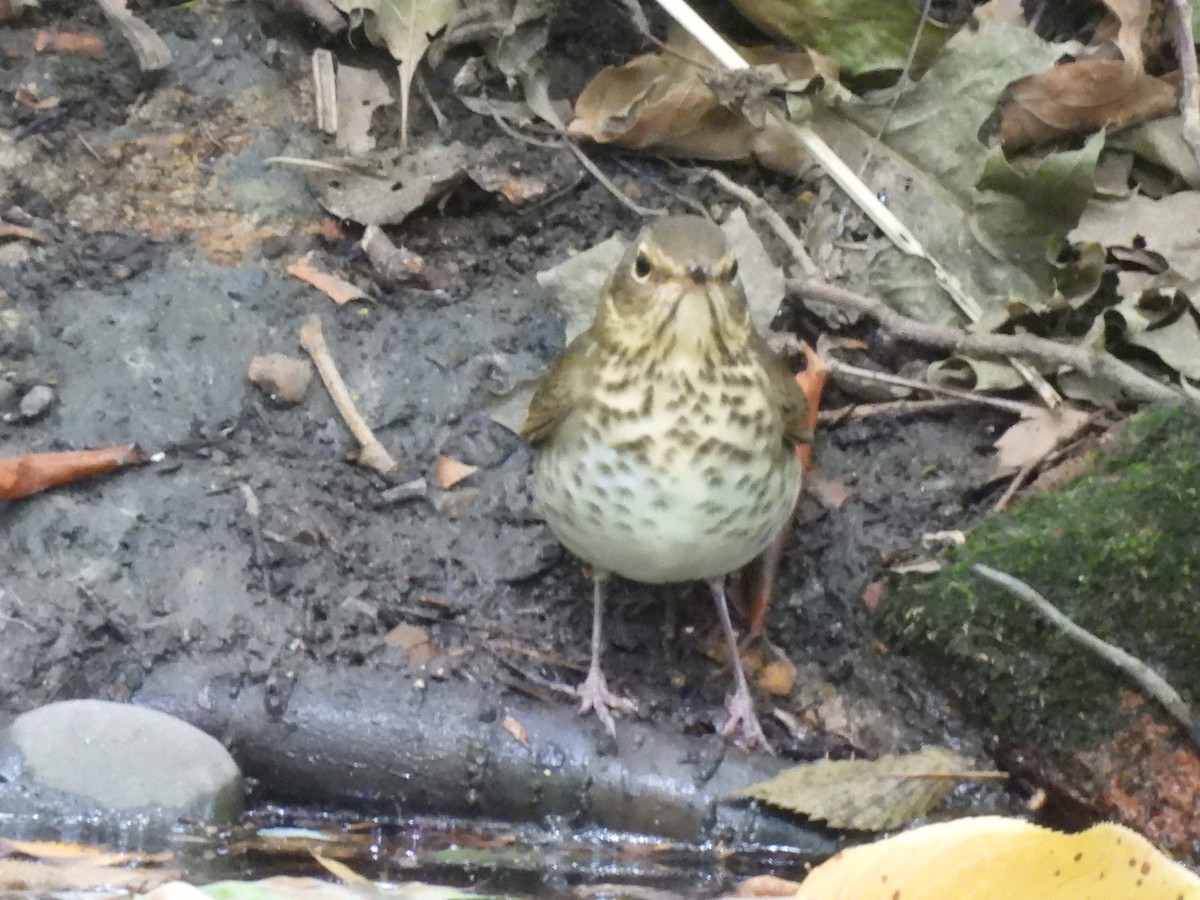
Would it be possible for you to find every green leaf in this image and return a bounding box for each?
[813,21,1100,325]
[727,0,956,76]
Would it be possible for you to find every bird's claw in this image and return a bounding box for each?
[720,685,774,754]
[577,666,637,737]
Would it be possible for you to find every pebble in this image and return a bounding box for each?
[18,384,54,420]
[5,699,243,826]
[247,353,313,405]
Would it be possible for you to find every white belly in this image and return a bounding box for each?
[534,441,800,584]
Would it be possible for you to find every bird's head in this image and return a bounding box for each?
[594,216,753,362]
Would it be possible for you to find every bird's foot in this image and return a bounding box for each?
[577,665,637,737]
[720,684,774,755]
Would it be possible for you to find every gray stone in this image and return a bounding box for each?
[18,384,53,420]
[7,700,242,826]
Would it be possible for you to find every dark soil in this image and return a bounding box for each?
[1,0,1007,822]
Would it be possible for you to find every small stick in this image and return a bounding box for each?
[704,168,818,275]
[992,456,1041,513]
[240,484,273,598]
[827,358,1038,417]
[522,73,665,217]
[817,397,980,423]
[298,315,397,475]
[971,564,1199,745]
[415,71,447,132]
[792,279,1188,407]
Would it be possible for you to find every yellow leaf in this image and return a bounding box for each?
[793,816,1200,899]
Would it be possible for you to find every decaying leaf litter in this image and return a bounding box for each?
[5,0,1200,893]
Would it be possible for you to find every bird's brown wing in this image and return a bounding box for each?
[519,332,597,446]
[758,336,813,448]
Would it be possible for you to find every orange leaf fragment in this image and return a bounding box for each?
[33,29,104,58]
[0,445,148,501]
[431,455,477,489]
[502,715,529,746]
[756,658,797,697]
[286,257,367,305]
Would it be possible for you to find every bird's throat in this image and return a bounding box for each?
[671,288,719,356]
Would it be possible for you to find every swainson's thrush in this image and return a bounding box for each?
[522,216,811,750]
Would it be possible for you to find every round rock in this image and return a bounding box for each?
[18,384,54,420]
[7,700,243,825]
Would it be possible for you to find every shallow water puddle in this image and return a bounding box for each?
[181,808,822,898]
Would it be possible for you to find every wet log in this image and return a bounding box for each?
[135,659,834,851]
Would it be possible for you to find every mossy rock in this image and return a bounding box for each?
[878,403,1200,764]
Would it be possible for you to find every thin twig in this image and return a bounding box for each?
[827,358,1038,417]
[704,168,817,275]
[791,279,1188,407]
[992,456,1041,513]
[488,112,562,149]
[240,484,273,598]
[817,397,980,423]
[859,0,934,176]
[415,71,447,132]
[298,315,398,475]
[1170,0,1200,170]
[521,73,666,217]
[971,564,1199,745]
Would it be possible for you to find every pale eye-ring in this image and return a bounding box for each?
[633,251,652,280]
[725,259,739,281]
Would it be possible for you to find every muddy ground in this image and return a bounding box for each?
[0,0,1009,798]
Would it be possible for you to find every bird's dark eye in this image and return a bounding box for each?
[726,260,739,281]
[633,252,652,280]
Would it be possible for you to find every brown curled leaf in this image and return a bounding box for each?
[0,445,149,501]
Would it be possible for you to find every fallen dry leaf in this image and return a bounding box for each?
[382,622,438,666]
[806,472,852,508]
[861,580,887,613]
[361,225,442,289]
[502,714,529,747]
[993,405,1092,477]
[13,87,59,110]
[755,658,797,697]
[33,29,104,58]
[0,858,177,894]
[568,29,829,174]
[0,839,171,867]
[468,167,550,205]
[0,223,48,243]
[286,257,367,305]
[994,60,1177,151]
[740,746,987,831]
[0,445,149,501]
[325,0,459,149]
[310,217,348,242]
[431,455,477,489]
[311,853,370,885]
[335,64,393,154]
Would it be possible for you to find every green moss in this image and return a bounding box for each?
[878,403,1200,755]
